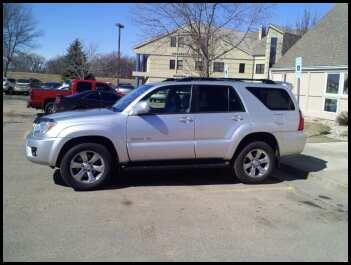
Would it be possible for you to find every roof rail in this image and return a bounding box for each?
[162,77,277,84]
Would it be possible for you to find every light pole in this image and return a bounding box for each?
[115,23,124,87]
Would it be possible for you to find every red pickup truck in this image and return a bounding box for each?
[27,79,113,114]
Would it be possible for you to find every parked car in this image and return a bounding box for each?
[14,78,42,94]
[3,77,16,94]
[25,77,306,191]
[114,83,134,97]
[53,90,121,113]
[27,79,113,114]
[40,82,62,89]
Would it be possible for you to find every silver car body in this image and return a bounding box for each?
[3,77,16,92]
[26,80,306,167]
[15,79,31,92]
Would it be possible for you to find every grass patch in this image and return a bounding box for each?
[6,71,136,86]
[304,122,331,137]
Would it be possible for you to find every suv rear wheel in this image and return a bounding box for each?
[60,143,112,191]
[233,141,275,183]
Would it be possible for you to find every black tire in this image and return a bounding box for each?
[233,141,275,184]
[60,143,112,191]
[7,88,14,95]
[44,101,55,114]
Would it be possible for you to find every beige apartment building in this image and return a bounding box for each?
[133,24,300,85]
[270,3,348,120]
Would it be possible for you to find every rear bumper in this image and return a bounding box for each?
[277,131,306,157]
[15,85,29,92]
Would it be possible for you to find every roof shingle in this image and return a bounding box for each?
[273,3,348,68]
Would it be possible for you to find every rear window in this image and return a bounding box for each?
[247,87,295,110]
[76,82,93,92]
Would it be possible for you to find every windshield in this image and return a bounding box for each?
[112,84,154,112]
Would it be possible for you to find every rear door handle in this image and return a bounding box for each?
[179,116,193,123]
[231,115,243,121]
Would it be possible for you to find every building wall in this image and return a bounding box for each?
[271,68,348,120]
[133,25,292,82]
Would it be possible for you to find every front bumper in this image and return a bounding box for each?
[25,133,59,166]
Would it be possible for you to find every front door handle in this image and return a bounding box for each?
[179,116,193,123]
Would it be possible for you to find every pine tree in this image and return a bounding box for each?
[62,39,89,80]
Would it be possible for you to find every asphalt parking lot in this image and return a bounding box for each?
[3,95,348,261]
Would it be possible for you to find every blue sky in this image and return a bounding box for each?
[28,3,334,60]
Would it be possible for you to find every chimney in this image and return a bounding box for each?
[258,25,266,40]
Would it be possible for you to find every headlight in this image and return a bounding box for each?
[33,120,56,137]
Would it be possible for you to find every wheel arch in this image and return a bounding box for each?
[231,132,280,161]
[55,135,119,168]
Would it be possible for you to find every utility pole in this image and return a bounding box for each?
[115,23,124,87]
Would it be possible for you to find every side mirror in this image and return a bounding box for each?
[130,101,150,115]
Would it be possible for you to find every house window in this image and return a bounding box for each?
[195,61,203,71]
[269,37,277,67]
[213,62,224,72]
[326,73,340,94]
[324,98,337,112]
[170,59,176,69]
[239,63,245,73]
[170,36,177,47]
[177,60,183,70]
[323,72,348,113]
[255,64,265,74]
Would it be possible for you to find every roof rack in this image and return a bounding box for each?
[162,77,277,84]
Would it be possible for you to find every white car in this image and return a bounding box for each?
[3,77,16,94]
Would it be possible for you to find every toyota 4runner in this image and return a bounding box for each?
[25,78,306,191]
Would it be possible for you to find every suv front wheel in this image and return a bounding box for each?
[233,141,275,184]
[60,143,112,191]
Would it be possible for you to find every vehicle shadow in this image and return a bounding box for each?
[53,154,327,191]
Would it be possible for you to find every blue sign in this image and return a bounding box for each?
[295,57,302,78]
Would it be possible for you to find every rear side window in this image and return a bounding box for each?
[77,82,92,92]
[247,87,295,110]
[195,85,245,113]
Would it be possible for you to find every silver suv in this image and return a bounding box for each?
[25,78,306,191]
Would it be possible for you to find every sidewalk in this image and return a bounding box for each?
[280,142,348,190]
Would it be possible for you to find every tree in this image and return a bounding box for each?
[3,3,42,76]
[89,52,135,79]
[284,8,320,37]
[295,8,320,36]
[11,52,46,73]
[63,39,90,80]
[132,3,272,77]
[45,55,68,75]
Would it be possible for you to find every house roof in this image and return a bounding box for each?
[272,3,348,68]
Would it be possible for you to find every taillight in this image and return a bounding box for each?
[298,109,304,131]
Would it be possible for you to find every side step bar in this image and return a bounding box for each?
[121,161,231,171]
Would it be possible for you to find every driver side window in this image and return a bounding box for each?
[140,85,192,114]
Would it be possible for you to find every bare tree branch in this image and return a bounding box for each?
[132,3,273,77]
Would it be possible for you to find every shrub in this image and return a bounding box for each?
[336,111,348,126]
[304,122,331,137]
